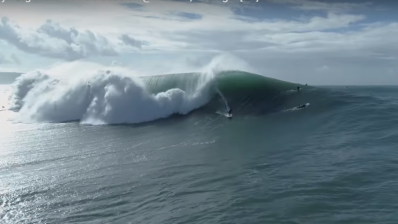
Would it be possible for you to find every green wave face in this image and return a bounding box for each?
[143,71,298,96]
[141,71,301,114]
[215,71,297,95]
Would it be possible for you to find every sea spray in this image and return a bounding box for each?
[198,55,230,112]
[216,87,230,111]
[81,72,212,125]
[9,71,53,111]
[10,70,214,125]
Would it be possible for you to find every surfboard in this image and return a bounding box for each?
[296,103,310,110]
[216,111,233,118]
[282,103,310,112]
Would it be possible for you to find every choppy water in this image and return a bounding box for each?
[1,79,398,223]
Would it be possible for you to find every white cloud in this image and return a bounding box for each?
[10,54,20,64]
[269,0,373,13]
[0,53,9,64]
[119,34,142,49]
[0,52,20,65]
[0,1,367,53]
[0,17,146,60]
[0,0,396,84]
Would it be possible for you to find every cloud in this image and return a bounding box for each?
[0,53,9,64]
[269,0,373,13]
[119,34,142,49]
[121,3,145,10]
[0,17,144,61]
[159,12,366,53]
[174,12,203,20]
[0,10,365,58]
[4,1,365,53]
[0,53,20,65]
[11,54,20,64]
[0,0,397,84]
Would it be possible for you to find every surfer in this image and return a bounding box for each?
[228,109,233,116]
[297,86,301,91]
[297,104,307,109]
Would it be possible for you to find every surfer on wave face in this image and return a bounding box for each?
[297,104,307,109]
[228,109,233,116]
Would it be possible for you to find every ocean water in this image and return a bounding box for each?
[1,71,398,224]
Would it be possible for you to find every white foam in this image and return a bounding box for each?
[9,70,213,125]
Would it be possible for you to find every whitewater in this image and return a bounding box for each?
[6,69,216,124]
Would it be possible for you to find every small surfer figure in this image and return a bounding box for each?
[297,86,301,91]
[228,109,233,116]
[297,104,307,109]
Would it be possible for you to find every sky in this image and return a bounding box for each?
[0,0,397,85]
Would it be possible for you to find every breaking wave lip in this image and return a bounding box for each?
[8,69,306,125]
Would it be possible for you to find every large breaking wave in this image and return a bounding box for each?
[7,68,302,125]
